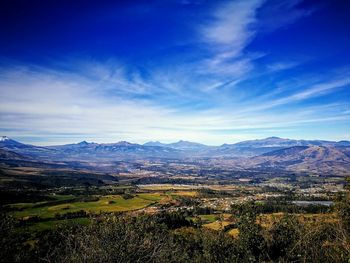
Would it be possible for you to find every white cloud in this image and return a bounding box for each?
[287,77,350,101]
[201,0,263,53]
[193,0,265,91]
[0,65,349,145]
[0,1,348,146]
[238,76,350,112]
[194,0,314,90]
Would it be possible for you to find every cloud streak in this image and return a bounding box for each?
[195,0,263,83]
[0,1,349,144]
[201,0,262,52]
[1,63,349,145]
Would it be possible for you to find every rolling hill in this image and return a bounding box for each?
[211,137,350,157]
[245,145,350,175]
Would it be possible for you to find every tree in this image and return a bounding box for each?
[233,202,267,262]
[267,214,301,261]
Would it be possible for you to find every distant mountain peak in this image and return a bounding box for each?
[0,136,10,142]
[143,141,165,147]
[115,141,134,146]
[0,136,34,149]
[265,136,282,140]
[78,141,89,145]
[0,136,21,144]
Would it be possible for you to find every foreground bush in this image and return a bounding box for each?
[1,204,350,262]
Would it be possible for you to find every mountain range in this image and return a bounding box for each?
[243,145,350,175]
[143,140,210,151]
[1,136,350,175]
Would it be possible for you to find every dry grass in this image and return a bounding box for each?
[228,228,239,237]
[203,220,231,231]
[172,191,198,197]
[258,212,338,228]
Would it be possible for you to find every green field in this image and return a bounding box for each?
[198,214,217,223]
[10,193,166,220]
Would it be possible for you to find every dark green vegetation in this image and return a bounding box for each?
[1,194,350,263]
[0,180,349,263]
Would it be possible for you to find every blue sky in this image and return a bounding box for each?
[0,0,349,145]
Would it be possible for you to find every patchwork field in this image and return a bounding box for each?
[5,185,339,241]
[9,193,167,220]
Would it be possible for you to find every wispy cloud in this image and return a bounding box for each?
[0,1,348,144]
[194,0,311,89]
[257,76,350,110]
[1,64,349,145]
[201,0,262,50]
[196,0,263,83]
[286,77,350,101]
[266,61,301,72]
[257,0,316,33]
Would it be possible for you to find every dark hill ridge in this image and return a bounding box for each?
[0,148,28,160]
[261,146,310,157]
[247,145,350,175]
[210,137,350,157]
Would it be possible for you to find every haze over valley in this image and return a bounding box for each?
[1,135,349,189]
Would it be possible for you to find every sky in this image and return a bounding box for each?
[0,0,350,146]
